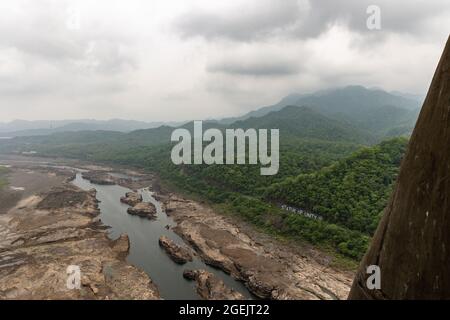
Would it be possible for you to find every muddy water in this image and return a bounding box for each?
[72,173,253,300]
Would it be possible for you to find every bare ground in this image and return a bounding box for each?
[162,193,353,300]
[0,164,160,300]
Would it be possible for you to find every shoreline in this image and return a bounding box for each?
[0,163,160,299]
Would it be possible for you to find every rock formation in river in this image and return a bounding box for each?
[0,180,160,299]
[120,192,142,206]
[165,194,352,300]
[183,269,245,300]
[158,236,193,264]
[348,36,450,299]
[82,171,115,185]
[127,202,157,218]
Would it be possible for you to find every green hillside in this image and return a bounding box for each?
[222,86,420,138]
[232,106,374,144]
[265,137,408,234]
[0,167,7,190]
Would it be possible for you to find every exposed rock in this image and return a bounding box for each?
[183,269,245,300]
[349,37,450,300]
[120,192,142,206]
[167,194,352,300]
[0,169,160,300]
[127,202,156,219]
[182,269,197,280]
[158,236,193,264]
[37,188,89,210]
[112,234,130,259]
[82,171,115,185]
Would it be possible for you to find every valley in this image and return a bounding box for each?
[0,156,352,299]
[0,86,419,299]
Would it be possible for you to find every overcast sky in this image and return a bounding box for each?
[0,0,449,122]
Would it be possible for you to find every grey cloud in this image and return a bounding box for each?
[0,2,136,75]
[175,0,450,42]
[207,61,299,77]
[297,0,450,37]
[175,0,302,41]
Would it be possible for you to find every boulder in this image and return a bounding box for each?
[158,236,193,264]
[120,192,142,206]
[183,269,245,300]
[127,202,156,218]
[112,234,130,259]
[82,171,115,185]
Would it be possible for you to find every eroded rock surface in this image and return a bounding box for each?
[158,236,193,264]
[183,269,245,300]
[349,36,450,300]
[127,202,156,219]
[120,192,143,206]
[82,171,115,185]
[162,194,352,300]
[0,168,160,300]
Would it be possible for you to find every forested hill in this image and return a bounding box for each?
[231,106,374,144]
[265,137,408,235]
[0,105,370,154]
[221,86,420,137]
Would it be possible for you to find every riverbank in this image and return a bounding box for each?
[71,171,253,300]
[159,192,353,299]
[0,164,160,299]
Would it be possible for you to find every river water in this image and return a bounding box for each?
[72,173,253,300]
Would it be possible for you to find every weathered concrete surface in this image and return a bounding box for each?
[0,167,160,300]
[163,194,353,300]
[183,269,245,300]
[349,36,450,299]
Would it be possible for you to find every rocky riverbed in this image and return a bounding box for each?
[0,164,160,300]
[0,156,353,300]
[183,269,245,300]
[159,236,193,264]
[161,193,353,300]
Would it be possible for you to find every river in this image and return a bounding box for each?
[71,172,253,300]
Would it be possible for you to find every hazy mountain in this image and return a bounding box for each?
[0,119,183,137]
[389,90,425,103]
[219,93,307,125]
[0,105,373,156]
[220,86,421,137]
[230,106,374,144]
[1,86,421,140]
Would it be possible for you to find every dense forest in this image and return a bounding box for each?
[0,135,408,261]
[266,138,408,234]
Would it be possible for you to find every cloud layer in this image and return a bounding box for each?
[0,0,449,122]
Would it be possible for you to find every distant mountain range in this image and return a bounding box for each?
[219,85,422,137]
[0,119,183,137]
[0,86,423,140]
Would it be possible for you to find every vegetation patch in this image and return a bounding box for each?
[0,166,8,190]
